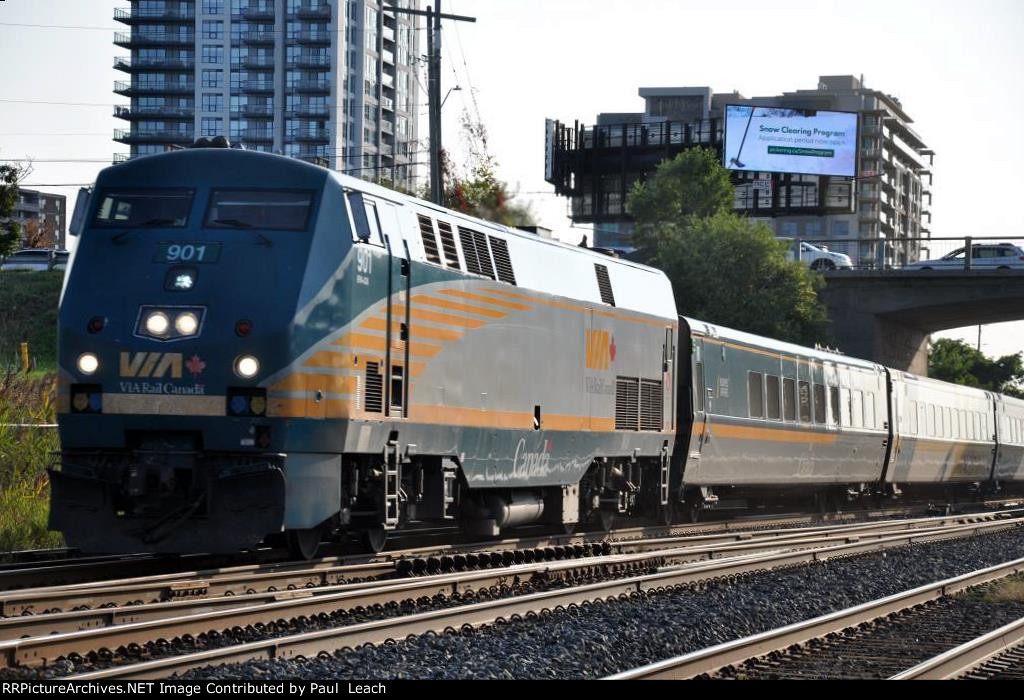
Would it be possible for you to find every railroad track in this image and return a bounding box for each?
[607,557,1024,680]
[2,512,1017,679]
[1,509,1012,617]
[0,502,1003,591]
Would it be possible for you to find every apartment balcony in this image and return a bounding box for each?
[241,5,276,20]
[293,30,331,45]
[112,153,130,164]
[240,129,275,143]
[114,31,195,48]
[242,80,276,93]
[115,80,195,96]
[114,6,195,24]
[291,128,329,142]
[294,79,331,93]
[380,96,394,112]
[242,104,275,117]
[114,105,194,121]
[288,104,330,118]
[294,2,331,20]
[114,129,194,145]
[289,55,331,69]
[243,55,277,69]
[113,56,194,73]
[241,31,276,45]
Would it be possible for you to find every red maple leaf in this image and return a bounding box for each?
[609,336,617,363]
[186,354,206,377]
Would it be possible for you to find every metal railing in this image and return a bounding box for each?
[788,235,1024,272]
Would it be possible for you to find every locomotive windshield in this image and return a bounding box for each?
[93,188,193,228]
[204,189,314,231]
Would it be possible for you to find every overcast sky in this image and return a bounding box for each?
[0,0,1021,356]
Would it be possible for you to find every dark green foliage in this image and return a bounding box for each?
[929,337,1024,398]
[0,165,23,258]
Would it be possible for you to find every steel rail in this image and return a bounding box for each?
[3,510,1010,617]
[889,615,1024,680]
[605,557,1024,679]
[1,516,998,639]
[42,518,1021,679]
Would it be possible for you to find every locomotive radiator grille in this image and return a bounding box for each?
[640,378,664,431]
[437,220,461,269]
[489,235,517,285]
[364,362,384,414]
[615,376,640,430]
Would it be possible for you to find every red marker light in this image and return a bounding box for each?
[87,317,105,334]
[235,319,253,337]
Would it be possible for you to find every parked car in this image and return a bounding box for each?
[903,243,1024,270]
[778,239,854,271]
[0,248,69,272]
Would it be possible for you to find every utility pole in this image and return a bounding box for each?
[386,2,475,205]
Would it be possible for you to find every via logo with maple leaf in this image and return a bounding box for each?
[585,330,616,370]
[185,354,207,377]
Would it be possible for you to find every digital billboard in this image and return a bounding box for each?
[723,105,859,177]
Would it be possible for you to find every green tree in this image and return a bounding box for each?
[0,164,25,258]
[929,338,1024,398]
[628,148,829,346]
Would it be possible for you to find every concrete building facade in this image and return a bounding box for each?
[545,76,934,266]
[113,0,421,187]
[10,189,67,250]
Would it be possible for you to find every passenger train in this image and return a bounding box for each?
[50,145,1024,558]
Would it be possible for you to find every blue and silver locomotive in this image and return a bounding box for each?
[51,146,1024,557]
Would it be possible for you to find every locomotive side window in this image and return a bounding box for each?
[93,188,193,228]
[747,372,764,419]
[346,191,384,246]
[205,189,314,231]
[829,386,840,426]
[783,378,796,421]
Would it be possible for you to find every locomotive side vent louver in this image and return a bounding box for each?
[364,362,384,414]
[615,376,640,430]
[459,227,483,276]
[472,229,496,280]
[640,378,664,431]
[489,236,517,285]
[417,215,442,265]
[437,221,461,269]
[595,263,615,306]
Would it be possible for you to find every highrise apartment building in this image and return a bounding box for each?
[113,0,420,187]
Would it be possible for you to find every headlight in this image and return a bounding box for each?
[234,355,260,379]
[145,311,170,336]
[174,312,199,336]
[77,353,99,375]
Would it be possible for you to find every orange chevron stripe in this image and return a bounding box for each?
[408,307,487,328]
[270,373,357,394]
[360,316,465,342]
[412,294,508,318]
[304,350,361,369]
[437,289,532,311]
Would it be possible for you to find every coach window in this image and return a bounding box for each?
[747,372,765,419]
[783,378,797,421]
[813,384,826,425]
[851,391,863,429]
[695,362,704,412]
[829,386,840,426]
[766,375,781,421]
[798,380,812,422]
[865,393,876,429]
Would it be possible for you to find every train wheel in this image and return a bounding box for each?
[361,525,388,554]
[286,527,322,561]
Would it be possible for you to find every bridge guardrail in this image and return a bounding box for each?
[790,235,1024,272]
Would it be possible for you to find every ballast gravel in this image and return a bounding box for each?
[179,527,1024,680]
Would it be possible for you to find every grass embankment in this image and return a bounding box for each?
[0,372,62,551]
[0,270,62,373]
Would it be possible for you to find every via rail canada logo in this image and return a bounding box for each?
[585,329,616,370]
